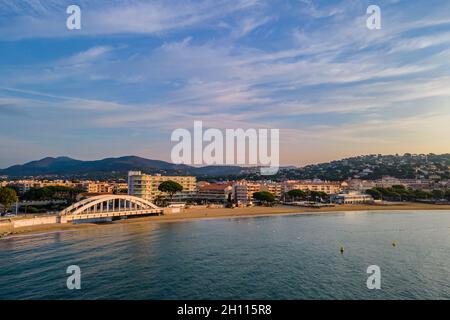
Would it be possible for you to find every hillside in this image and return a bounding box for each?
[0,156,245,178]
[1,153,449,181]
[274,153,450,181]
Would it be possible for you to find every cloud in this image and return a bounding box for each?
[68,46,113,63]
[0,0,263,39]
[1,0,450,166]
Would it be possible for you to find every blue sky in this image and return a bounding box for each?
[1,0,450,167]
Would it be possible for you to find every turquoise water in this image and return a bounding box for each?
[0,210,449,300]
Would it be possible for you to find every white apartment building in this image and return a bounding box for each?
[346,179,377,192]
[283,180,342,195]
[331,192,374,204]
[128,171,196,201]
[232,180,283,204]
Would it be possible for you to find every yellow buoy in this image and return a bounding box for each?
[392,241,397,247]
[340,246,345,254]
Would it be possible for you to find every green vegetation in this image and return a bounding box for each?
[225,192,233,208]
[272,153,450,181]
[18,201,68,214]
[0,187,19,213]
[286,189,328,202]
[308,191,328,202]
[203,153,450,182]
[158,180,183,201]
[253,191,275,206]
[22,186,83,202]
[20,206,47,214]
[286,189,308,201]
[365,185,450,201]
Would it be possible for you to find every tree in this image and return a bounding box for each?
[309,191,328,202]
[445,189,450,201]
[253,191,275,206]
[158,180,183,202]
[366,188,382,200]
[287,189,307,201]
[413,190,432,200]
[431,190,444,200]
[0,187,19,214]
[23,186,82,202]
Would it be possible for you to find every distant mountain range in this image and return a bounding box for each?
[0,156,248,178]
[1,153,449,181]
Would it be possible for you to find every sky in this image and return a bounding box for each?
[0,0,450,168]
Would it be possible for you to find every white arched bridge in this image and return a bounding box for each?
[59,195,163,222]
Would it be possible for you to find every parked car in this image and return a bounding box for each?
[4,213,17,217]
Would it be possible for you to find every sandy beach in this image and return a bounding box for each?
[2,202,450,239]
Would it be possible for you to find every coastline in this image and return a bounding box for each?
[2,202,450,239]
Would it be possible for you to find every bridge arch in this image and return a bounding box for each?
[60,195,160,216]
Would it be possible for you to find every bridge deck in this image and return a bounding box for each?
[63,209,164,222]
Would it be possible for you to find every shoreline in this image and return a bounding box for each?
[2,202,450,239]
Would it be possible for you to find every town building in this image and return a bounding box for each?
[112,182,128,194]
[232,183,249,204]
[232,180,283,204]
[7,179,78,194]
[81,182,113,194]
[283,180,342,195]
[345,179,377,192]
[375,176,402,188]
[127,171,196,201]
[331,192,374,204]
[195,182,234,203]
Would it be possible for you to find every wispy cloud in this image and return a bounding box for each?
[0,0,263,39]
[1,0,450,166]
